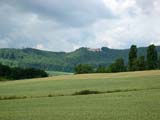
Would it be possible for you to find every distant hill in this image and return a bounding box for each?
[0,46,160,72]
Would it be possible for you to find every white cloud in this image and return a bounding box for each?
[102,0,138,16]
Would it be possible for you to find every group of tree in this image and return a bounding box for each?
[74,64,94,74]
[0,63,48,80]
[74,44,160,74]
[129,44,159,71]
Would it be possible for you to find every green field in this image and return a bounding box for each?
[0,70,160,120]
[46,71,73,76]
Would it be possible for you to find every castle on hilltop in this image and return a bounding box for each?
[87,48,101,52]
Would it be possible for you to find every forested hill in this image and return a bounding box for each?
[0,46,160,72]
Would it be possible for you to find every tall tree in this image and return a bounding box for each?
[147,44,158,70]
[157,56,160,69]
[129,45,137,71]
[136,56,146,71]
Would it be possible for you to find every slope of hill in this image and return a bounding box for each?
[0,46,160,72]
[0,71,160,120]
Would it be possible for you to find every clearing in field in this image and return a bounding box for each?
[0,70,160,120]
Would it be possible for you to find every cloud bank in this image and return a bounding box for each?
[0,0,160,51]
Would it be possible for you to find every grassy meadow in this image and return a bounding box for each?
[46,71,73,76]
[0,70,160,120]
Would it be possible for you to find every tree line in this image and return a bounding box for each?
[0,64,48,81]
[74,44,160,74]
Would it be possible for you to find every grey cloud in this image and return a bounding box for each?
[1,0,113,27]
[136,0,160,15]
[0,0,160,51]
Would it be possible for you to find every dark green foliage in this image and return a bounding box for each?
[72,89,141,96]
[74,45,160,74]
[10,68,48,80]
[0,64,12,77]
[129,45,137,71]
[0,63,48,80]
[0,96,27,100]
[96,65,107,73]
[73,90,100,95]
[158,56,160,69]
[135,56,146,71]
[147,45,158,70]
[107,58,126,73]
[0,46,160,72]
[74,64,94,74]
[0,46,160,73]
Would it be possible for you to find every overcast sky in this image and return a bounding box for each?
[0,0,160,51]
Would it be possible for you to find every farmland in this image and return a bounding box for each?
[0,70,160,120]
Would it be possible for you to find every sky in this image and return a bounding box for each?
[0,0,160,52]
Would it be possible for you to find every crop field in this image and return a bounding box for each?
[0,70,160,120]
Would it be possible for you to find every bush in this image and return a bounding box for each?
[96,65,107,73]
[0,63,48,80]
[107,58,126,73]
[73,90,100,95]
[74,64,94,74]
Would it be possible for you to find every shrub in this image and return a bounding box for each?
[74,64,94,74]
[73,90,100,95]
[0,63,48,80]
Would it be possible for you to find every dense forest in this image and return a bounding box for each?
[0,64,48,81]
[0,46,160,72]
[74,44,160,74]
